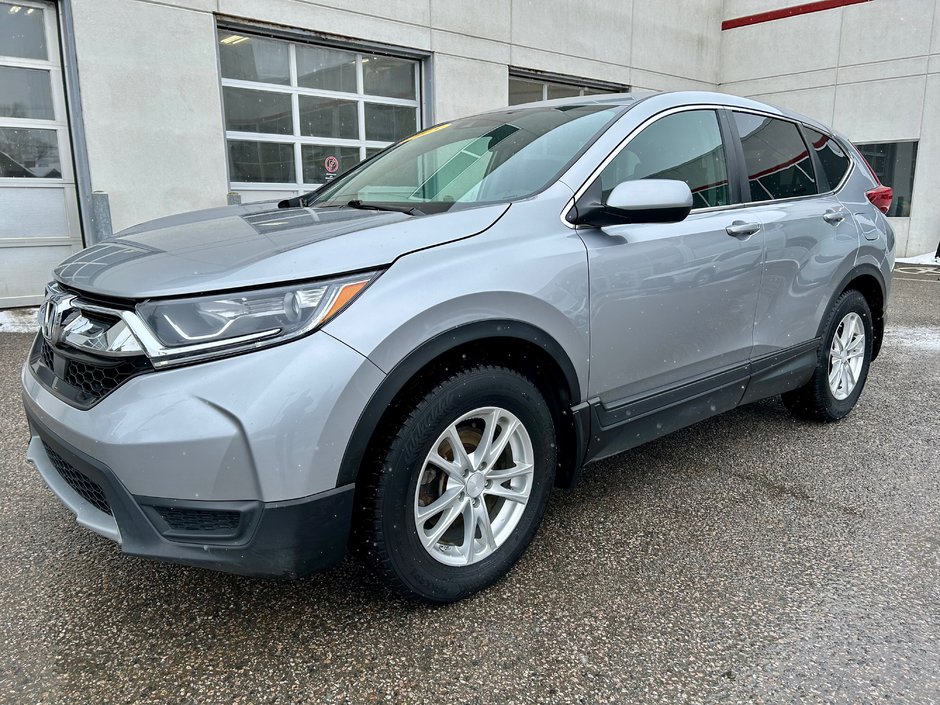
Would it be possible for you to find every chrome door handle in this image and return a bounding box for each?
[823,209,846,225]
[726,220,761,238]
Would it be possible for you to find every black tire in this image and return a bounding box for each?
[782,289,873,422]
[359,365,556,603]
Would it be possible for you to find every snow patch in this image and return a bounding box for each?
[0,307,40,334]
[896,251,940,265]
[887,326,940,352]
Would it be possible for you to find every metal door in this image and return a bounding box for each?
[0,0,81,308]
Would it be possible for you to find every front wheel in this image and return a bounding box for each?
[783,289,873,422]
[359,366,556,603]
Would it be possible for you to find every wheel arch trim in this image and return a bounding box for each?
[818,263,888,360]
[336,319,582,487]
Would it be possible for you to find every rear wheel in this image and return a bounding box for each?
[360,366,556,603]
[783,289,873,422]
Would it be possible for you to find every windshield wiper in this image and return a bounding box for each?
[346,199,424,216]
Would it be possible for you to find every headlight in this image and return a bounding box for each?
[132,271,381,365]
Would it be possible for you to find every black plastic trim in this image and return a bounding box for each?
[740,339,820,405]
[336,319,583,487]
[26,411,353,578]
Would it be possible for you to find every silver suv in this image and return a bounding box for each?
[22,92,893,602]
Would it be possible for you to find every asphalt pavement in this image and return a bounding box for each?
[0,273,938,704]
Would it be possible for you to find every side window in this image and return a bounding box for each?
[805,127,851,192]
[734,113,817,202]
[599,110,731,209]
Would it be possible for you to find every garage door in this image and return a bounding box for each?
[0,0,82,308]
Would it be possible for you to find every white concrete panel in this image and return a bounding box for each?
[837,56,930,85]
[631,0,722,84]
[72,0,229,231]
[832,75,925,142]
[720,9,843,83]
[906,74,940,258]
[933,0,940,55]
[432,55,507,121]
[508,45,632,88]
[430,0,511,42]
[839,0,934,66]
[887,217,912,258]
[129,0,217,11]
[511,0,632,67]
[219,0,431,52]
[720,68,838,95]
[431,30,510,65]
[627,69,715,92]
[746,86,837,124]
[722,0,796,20]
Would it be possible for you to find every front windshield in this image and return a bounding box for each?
[308,104,624,213]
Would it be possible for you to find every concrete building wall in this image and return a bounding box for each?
[719,0,940,257]
[67,0,723,232]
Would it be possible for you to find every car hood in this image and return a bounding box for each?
[54,201,509,299]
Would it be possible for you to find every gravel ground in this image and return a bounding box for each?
[0,273,938,704]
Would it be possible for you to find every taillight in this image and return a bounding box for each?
[855,147,893,214]
[866,185,892,214]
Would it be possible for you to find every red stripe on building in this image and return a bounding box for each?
[721,0,872,30]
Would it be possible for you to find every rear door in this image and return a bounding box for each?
[728,111,859,357]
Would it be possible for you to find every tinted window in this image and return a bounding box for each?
[805,127,850,191]
[734,113,817,202]
[855,141,918,217]
[600,109,730,209]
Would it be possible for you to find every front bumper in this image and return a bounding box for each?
[26,411,354,578]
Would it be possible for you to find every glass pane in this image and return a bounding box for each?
[296,44,357,93]
[223,87,292,135]
[298,95,358,140]
[0,66,54,119]
[302,145,360,183]
[547,83,580,100]
[227,140,294,183]
[508,79,543,106]
[310,104,621,208]
[805,127,850,192]
[362,54,416,99]
[856,141,918,217]
[0,2,46,60]
[0,127,60,178]
[365,147,384,160]
[218,31,289,85]
[364,103,417,142]
[582,87,612,96]
[600,110,730,208]
[734,113,817,202]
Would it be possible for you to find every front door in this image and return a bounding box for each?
[0,0,82,308]
[579,109,763,413]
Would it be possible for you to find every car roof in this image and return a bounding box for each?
[496,90,835,135]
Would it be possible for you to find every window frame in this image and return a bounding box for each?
[562,103,857,228]
[852,139,918,218]
[508,69,628,105]
[216,22,428,198]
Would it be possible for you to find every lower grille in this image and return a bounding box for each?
[153,506,241,533]
[42,442,112,516]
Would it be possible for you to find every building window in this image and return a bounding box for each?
[854,141,918,217]
[508,73,626,106]
[218,29,422,201]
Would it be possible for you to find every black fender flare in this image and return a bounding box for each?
[336,319,582,487]
[818,263,888,359]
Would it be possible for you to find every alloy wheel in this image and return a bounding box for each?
[413,406,535,566]
[828,312,865,400]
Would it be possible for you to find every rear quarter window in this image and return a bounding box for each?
[733,113,818,202]
[805,127,851,192]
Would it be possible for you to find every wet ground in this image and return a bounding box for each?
[0,273,938,704]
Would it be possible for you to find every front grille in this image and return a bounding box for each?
[31,337,153,408]
[42,441,112,516]
[153,506,241,533]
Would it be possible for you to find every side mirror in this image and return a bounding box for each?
[573,179,694,227]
